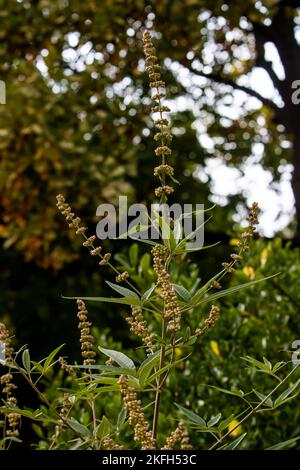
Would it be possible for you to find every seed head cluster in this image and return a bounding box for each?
[55,393,70,436]
[143,31,175,201]
[161,420,189,450]
[0,323,21,438]
[152,245,181,332]
[56,194,112,270]
[181,428,193,450]
[225,202,259,271]
[126,306,156,354]
[76,299,96,366]
[118,375,155,450]
[58,356,75,376]
[116,271,129,283]
[195,304,220,337]
[216,202,260,288]
[102,435,124,450]
[204,305,220,328]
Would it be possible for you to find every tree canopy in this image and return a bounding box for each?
[1,0,299,270]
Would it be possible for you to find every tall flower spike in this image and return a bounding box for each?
[227,201,260,268]
[118,375,155,450]
[161,420,187,450]
[54,393,71,436]
[152,245,181,332]
[126,305,156,354]
[76,299,96,366]
[0,323,21,439]
[143,31,174,202]
[56,194,113,270]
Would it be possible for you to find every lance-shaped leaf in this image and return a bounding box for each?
[105,281,140,300]
[192,274,279,307]
[63,295,141,306]
[98,346,136,371]
[175,404,206,427]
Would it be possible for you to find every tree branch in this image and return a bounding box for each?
[252,22,284,96]
[191,70,280,111]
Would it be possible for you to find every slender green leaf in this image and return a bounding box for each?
[207,413,222,428]
[263,357,272,370]
[147,356,187,384]
[175,404,206,427]
[133,238,158,247]
[266,436,300,450]
[98,347,135,371]
[66,417,91,438]
[204,385,245,399]
[242,355,279,378]
[272,361,286,373]
[141,285,156,302]
[96,385,120,393]
[192,269,227,304]
[63,296,141,306]
[173,219,182,243]
[218,415,236,432]
[117,225,150,240]
[0,436,22,444]
[89,377,118,385]
[31,361,44,374]
[138,350,161,387]
[106,281,140,300]
[0,407,42,420]
[218,432,247,450]
[71,364,135,375]
[44,344,65,371]
[97,416,111,441]
[253,390,273,408]
[175,216,211,253]
[114,253,131,269]
[153,210,176,250]
[193,274,279,307]
[129,244,139,267]
[117,407,127,429]
[172,284,192,303]
[178,205,215,221]
[274,379,300,408]
[22,349,31,373]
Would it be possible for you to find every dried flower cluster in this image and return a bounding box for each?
[152,245,181,332]
[195,304,220,337]
[222,202,259,275]
[55,393,70,436]
[118,375,155,450]
[102,435,124,450]
[116,271,129,283]
[161,420,188,450]
[126,306,156,353]
[56,194,113,270]
[77,299,96,366]
[143,31,175,202]
[181,428,193,450]
[58,356,75,376]
[0,323,21,438]
[204,305,220,328]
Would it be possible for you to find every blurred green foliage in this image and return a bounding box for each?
[0,0,299,449]
[16,237,300,449]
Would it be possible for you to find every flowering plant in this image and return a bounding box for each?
[1,30,299,451]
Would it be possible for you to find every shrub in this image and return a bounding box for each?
[0,31,299,451]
